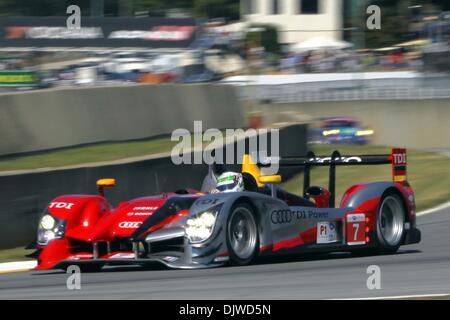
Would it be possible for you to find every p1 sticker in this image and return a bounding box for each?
[317,222,337,244]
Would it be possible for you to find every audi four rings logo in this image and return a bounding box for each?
[118,221,142,229]
[271,210,293,224]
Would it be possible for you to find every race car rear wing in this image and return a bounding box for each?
[264,148,407,208]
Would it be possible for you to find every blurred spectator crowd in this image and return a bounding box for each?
[0,20,448,92]
[277,47,425,74]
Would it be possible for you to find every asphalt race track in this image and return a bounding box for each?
[1,207,449,299]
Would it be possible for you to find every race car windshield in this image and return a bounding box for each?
[324,121,357,128]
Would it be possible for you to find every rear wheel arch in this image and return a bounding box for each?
[342,182,386,209]
[352,187,408,256]
[381,187,409,223]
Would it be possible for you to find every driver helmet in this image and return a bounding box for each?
[216,172,244,193]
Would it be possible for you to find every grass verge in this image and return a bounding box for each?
[0,134,205,172]
[0,247,33,264]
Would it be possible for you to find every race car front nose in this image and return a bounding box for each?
[142,226,225,267]
[143,227,194,265]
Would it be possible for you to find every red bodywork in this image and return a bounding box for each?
[35,191,202,270]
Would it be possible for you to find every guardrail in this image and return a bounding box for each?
[238,86,450,103]
[0,83,245,156]
[233,74,450,103]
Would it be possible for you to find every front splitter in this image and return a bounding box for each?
[50,255,225,271]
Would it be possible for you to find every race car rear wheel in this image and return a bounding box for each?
[226,203,259,265]
[375,193,406,253]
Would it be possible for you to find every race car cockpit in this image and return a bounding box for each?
[200,154,315,207]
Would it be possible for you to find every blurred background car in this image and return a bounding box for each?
[309,117,374,145]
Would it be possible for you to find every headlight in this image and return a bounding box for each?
[355,130,374,136]
[40,214,55,230]
[322,129,340,136]
[42,230,56,243]
[185,208,220,243]
[37,213,66,245]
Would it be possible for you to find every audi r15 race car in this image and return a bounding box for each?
[29,148,421,271]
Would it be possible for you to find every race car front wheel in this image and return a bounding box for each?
[226,203,259,265]
[375,193,406,253]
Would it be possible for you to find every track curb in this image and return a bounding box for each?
[0,261,37,274]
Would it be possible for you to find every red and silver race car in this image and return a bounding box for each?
[29,148,421,271]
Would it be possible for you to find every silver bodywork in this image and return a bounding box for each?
[136,182,403,268]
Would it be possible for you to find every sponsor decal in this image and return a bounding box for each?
[109,26,195,41]
[118,221,142,229]
[133,206,159,210]
[316,222,337,244]
[0,71,38,85]
[292,209,329,219]
[270,210,293,224]
[392,152,407,165]
[0,17,198,50]
[6,26,103,39]
[48,202,75,210]
[310,156,362,163]
[127,212,153,216]
[126,206,159,216]
[347,213,365,222]
[163,256,179,262]
[270,209,330,224]
[4,26,194,41]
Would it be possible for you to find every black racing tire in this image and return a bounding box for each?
[374,192,406,253]
[226,202,259,266]
[352,192,406,256]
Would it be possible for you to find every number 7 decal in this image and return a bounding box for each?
[352,223,359,241]
[346,213,366,245]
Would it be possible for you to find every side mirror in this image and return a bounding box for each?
[305,186,331,208]
[96,178,116,197]
[305,186,325,197]
[258,175,282,197]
